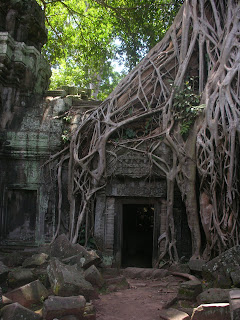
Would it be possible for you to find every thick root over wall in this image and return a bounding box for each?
[50,0,240,264]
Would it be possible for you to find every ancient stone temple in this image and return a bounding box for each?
[0,0,99,246]
[0,0,192,268]
[94,144,191,267]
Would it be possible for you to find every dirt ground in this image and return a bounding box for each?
[93,275,184,320]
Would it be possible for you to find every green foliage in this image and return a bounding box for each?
[37,0,183,99]
[173,78,205,136]
[61,130,71,143]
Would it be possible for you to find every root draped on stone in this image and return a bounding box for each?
[49,0,240,264]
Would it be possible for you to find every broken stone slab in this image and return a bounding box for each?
[202,245,240,288]
[229,289,240,320]
[0,302,42,320]
[47,258,98,301]
[42,295,86,320]
[188,259,206,273]
[159,308,190,319]
[191,303,231,320]
[42,234,101,268]
[8,267,36,288]
[0,261,9,282]
[178,280,202,301]
[197,288,238,304]
[63,251,101,270]
[84,265,104,288]
[22,253,49,268]
[5,279,48,308]
[33,268,51,288]
[0,295,13,308]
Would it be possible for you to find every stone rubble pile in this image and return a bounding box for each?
[0,234,127,320]
[1,239,240,319]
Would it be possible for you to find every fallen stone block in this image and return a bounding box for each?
[202,245,240,288]
[0,302,42,320]
[84,265,104,288]
[8,267,36,288]
[159,308,190,319]
[191,303,231,320]
[5,279,48,308]
[188,259,206,273]
[47,258,98,301]
[44,234,101,269]
[178,280,202,301]
[43,295,86,320]
[22,253,49,268]
[197,288,237,304]
[0,295,13,308]
[229,290,240,320]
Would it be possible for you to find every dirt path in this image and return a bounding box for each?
[93,275,183,320]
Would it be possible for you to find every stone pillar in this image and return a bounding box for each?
[94,192,106,251]
[159,199,167,254]
[104,197,115,255]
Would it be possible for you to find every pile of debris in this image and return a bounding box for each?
[0,234,127,320]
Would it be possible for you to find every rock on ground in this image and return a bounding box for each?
[0,302,42,320]
[191,303,231,320]
[47,258,98,301]
[5,279,48,308]
[43,295,86,320]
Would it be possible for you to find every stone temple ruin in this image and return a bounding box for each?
[0,0,192,268]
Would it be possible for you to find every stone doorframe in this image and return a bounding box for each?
[113,197,166,267]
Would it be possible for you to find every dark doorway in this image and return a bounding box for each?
[4,189,37,241]
[122,204,154,268]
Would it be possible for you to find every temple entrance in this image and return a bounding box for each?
[122,203,154,268]
[4,189,37,242]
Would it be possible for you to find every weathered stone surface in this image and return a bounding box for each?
[8,267,36,288]
[0,261,9,282]
[229,290,240,320]
[0,302,42,320]
[178,280,202,301]
[202,245,240,288]
[42,295,86,320]
[33,268,50,288]
[44,234,101,269]
[47,258,98,301]
[191,303,231,320]
[5,279,48,308]
[188,259,206,273]
[22,253,49,268]
[159,308,190,319]
[84,265,104,288]
[0,295,13,308]
[197,288,237,304]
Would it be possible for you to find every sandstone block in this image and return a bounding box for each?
[5,279,48,308]
[197,288,237,304]
[159,308,190,319]
[8,268,36,288]
[202,245,240,288]
[229,290,240,320]
[191,303,231,320]
[43,295,86,320]
[47,258,98,301]
[22,253,49,268]
[84,265,104,288]
[178,280,202,300]
[0,302,42,320]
